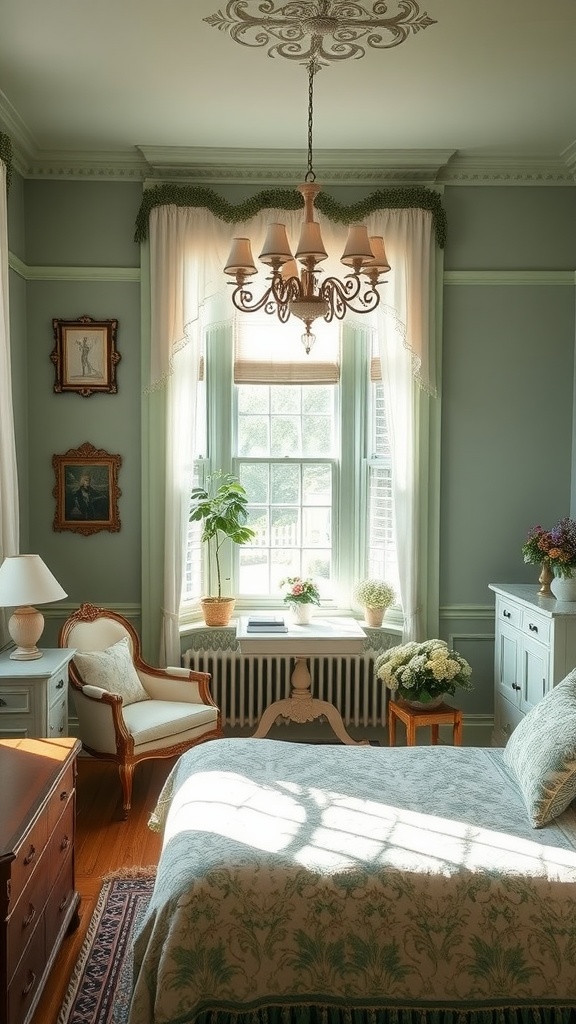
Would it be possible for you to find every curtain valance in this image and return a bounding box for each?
[0,135,12,193]
[135,182,447,248]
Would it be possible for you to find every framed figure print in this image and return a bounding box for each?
[51,314,120,396]
[53,442,122,535]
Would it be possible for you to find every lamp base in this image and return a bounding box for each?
[8,606,45,660]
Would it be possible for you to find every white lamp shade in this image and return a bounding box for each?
[340,224,375,268]
[0,554,67,607]
[259,223,293,266]
[365,235,391,273]
[295,221,328,263]
[0,555,67,660]
[224,238,257,277]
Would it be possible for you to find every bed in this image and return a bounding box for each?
[128,737,576,1024]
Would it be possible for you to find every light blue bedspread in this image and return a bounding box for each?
[129,738,576,1024]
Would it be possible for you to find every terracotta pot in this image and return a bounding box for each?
[200,597,235,627]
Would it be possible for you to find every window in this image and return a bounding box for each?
[182,321,398,610]
[237,384,336,596]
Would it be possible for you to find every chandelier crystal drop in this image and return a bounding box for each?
[223,59,391,352]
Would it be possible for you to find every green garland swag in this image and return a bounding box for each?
[134,183,447,248]
[0,133,12,193]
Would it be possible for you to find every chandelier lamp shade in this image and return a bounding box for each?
[0,554,67,660]
[223,59,391,353]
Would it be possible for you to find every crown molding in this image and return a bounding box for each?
[137,146,456,185]
[439,151,575,185]
[2,127,575,185]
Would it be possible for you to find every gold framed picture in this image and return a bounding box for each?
[52,442,122,536]
[51,314,120,396]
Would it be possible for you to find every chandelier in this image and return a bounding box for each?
[226,60,394,353]
[217,2,436,352]
[216,1,437,352]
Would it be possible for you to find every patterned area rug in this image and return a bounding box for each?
[58,873,155,1024]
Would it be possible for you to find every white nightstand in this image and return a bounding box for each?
[0,648,76,739]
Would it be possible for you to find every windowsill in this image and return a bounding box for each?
[179,608,403,645]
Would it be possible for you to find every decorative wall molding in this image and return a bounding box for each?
[8,252,140,282]
[44,602,141,622]
[9,253,573,288]
[440,604,496,621]
[444,271,575,287]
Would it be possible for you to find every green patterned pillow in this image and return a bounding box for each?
[73,636,150,706]
[503,668,576,827]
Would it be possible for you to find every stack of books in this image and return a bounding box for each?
[246,615,288,633]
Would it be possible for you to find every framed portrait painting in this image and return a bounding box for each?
[51,314,120,396]
[53,442,122,535]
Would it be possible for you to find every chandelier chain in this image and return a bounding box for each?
[305,60,317,183]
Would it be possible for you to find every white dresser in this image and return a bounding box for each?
[0,649,76,739]
[489,584,576,746]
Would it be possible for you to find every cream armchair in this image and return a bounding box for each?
[59,603,222,817]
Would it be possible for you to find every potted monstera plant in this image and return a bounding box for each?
[189,472,255,626]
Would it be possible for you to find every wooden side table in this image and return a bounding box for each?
[388,698,463,747]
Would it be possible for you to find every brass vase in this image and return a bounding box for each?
[538,561,553,595]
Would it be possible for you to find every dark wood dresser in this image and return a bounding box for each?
[0,737,81,1024]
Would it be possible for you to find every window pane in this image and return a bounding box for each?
[238,455,335,597]
[238,415,269,456]
[368,383,399,595]
[182,461,204,603]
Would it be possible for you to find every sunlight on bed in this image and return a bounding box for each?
[162,769,576,881]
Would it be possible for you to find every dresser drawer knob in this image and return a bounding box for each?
[23,845,36,866]
[60,789,69,802]
[512,683,521,691]
[23,903,36,928]
[58,894,69,912]
[22,971,36,996]
[60,834,71,851]
[56,678,64,689]
[529,622,539,633]
[503,609,511,619]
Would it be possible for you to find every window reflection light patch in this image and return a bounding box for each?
[162,770,576,883]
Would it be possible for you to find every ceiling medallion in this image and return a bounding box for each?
[204,0,437,63]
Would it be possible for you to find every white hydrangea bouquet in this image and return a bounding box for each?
[375,638,473,703]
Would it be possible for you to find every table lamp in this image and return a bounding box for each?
[0,554,67,660]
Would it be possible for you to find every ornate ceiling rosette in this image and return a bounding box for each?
[204,0,437,64]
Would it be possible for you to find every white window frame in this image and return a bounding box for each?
[181,321,402,615]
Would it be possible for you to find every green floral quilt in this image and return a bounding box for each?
[128,739,576,1024]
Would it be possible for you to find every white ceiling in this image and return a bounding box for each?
[1,0,575,179]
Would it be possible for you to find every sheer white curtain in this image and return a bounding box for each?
[0,156,19,645]
[370,207,436,641]
[149,201,435,661]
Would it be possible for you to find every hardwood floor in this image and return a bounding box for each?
[31,754,176,1024]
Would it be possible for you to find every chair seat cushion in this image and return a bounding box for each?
[122,700,219,746]
[73,636,150,706]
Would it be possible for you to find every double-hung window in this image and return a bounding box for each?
[182,314,398,611]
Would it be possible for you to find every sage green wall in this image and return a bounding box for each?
[6,176,576,717]
[12,179,143,643]
[440,185,576,716]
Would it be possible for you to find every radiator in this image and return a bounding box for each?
[182,649,383,728]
